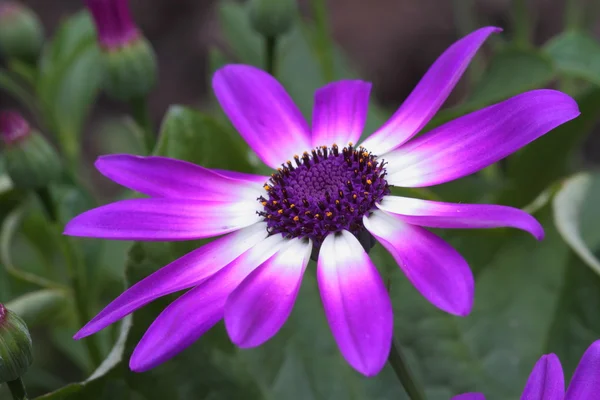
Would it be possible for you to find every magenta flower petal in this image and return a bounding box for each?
[129,234,288,372]
[74,223,268,339]
[360,26,500,155]
[224,238,312,348]
[565,340,600,399]
[377,196,544,240]
[521,354,564,400]
[95,154,262,200]
[317,230,393,377]
[452,394,486,400]
[210,168,270,185]
[384,89,580,187]
[364,210,473,316]
[310,80,371,148]
[64,198,261,241]
[213,64,310,169]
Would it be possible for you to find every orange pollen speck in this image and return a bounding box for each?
[353,194,357,199]
[326,212,333,218]
[348,142,354,146]
[263,185,270,190]
[367,179,373,185]
[272,200,278,205]
[261,201,267,206]
[362,152,369,157]
[277,209,284,214]
[293,216,300,222]
[290,204,296,208]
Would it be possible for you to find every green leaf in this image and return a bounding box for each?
[0,68,40,118]
[34,317,132,400]
[37,11,102,159]
[553,173,600,275]
[429,48,555,129]
[155,105,253,172]
[498,87,600,207]
[544,31,600,85]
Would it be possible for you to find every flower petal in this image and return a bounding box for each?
[213,64,310,169]
[377,195,544,240]
[311,80,371,148]
[565,340,600,400]
[95,154,262,200]
[224,238,312,348]
[521,354,564,400]
[129,234,288,372]
[363,210,473,316]
[64,198,261,241]
[211,168,269,185]
[360,27,500,155]
[452,394,486,400]
[383,89,580,187]
[317,230,393,376]
[74,222,268,339]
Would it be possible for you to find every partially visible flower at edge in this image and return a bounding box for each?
[85,0,157,101]
[453,339,600,400]
[64,26,580,377]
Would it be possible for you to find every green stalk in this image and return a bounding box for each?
[309,0,335,81]
[130,97,155,154]
[388,339,427,400]
[7,378,28,400]
[265,36,278,76]
[511,0,531,48]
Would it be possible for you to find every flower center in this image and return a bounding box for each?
[258,143,390,245]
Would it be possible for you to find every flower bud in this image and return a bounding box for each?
[0,304,33,383]
[247,0,296,38]
[0,111,62,190]
[0,2,44,62]
[85,0,157,101]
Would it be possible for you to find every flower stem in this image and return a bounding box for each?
[59,234,104,369]
[130,97,155,154]
[35,187,58,223]
[388,338,427,400]
[310,0,335,81]
[7,378,28,400]
[511,0,531,48]
[35,187,104,369]
[265,36,277,76]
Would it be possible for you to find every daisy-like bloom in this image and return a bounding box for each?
[453,340,600,400]
[65,26,580,376]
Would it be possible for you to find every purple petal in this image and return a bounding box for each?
[452,394,487,400]
[224,238,312,348]
[64,198,261,241]
[129,234,289,372]
[383,89,580,187]
[95,154,263,200]
[317,230,393,377]
[74,223,268,339]
[360,27,501,155]
[213,64,311,169]
[211,169,269,185]
[565,340,600,400]
[377,195,544,240]
[311,80,371,148]
[521,354,564,400]
[363,210,473,316]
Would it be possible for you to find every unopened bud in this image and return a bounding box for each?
[0,111,61,190]
[0,304,33,383]
[85,0,157,100]
[247,0,296,38]
[0,2,44,62]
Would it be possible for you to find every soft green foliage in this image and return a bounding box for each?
[1,1,600,399]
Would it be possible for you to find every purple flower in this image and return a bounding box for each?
[64,26,579,376]
[454,340,600,399]
[85,0,139,49]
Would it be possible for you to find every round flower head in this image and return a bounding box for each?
[454,339,600,399]
[65,26,580,376]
